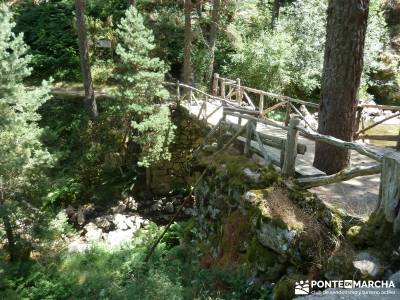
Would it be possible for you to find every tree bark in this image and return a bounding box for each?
[75,0,98,119]
[206,0,221,89]
[183,0,193,91]
[313,0,369,174]
[0,188,16,262]
[128,0,135,7]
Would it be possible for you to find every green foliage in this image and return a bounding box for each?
[224,0,389,100]
[0,3,52,204]
[113,7,175,167]
[0,222,271,300]
[14,0,80,81]
[39,96,131,206]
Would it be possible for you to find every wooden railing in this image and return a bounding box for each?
[216,106,384,184]
[212,74,400,147]
[169,78,400,232]
[167,79,386,186]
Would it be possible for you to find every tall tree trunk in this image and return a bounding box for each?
[271,0,281,29]
[75,0,98,119]
[128,0,135,7]
[183,0,193,91]
[206,0,221,90]
[0,188,16,262]
[314,0,369,175]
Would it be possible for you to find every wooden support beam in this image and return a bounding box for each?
[379,151,400,233]
[356,112,400,137]
[262,101,288,116]
[243,91,256,109]
[360,104,400,111]
[212,73,219,96]
[259,94,264,114]
[356,134,400,142]
[289,102,316,130]
[282,117,300,178]
[244,121,253,157]
[226,121,307,154]
[176,80,180,107]
[221,79,226,98]
[218,123,248,152]
[297,126,383,162]
[251,123,271,163]
[296,164,381,188]
[285,101,291,126]
[224,106,260,116]
[236,78,242,105]
[197,101,204,119]
[227,111,288,130]
[205,104,223,121]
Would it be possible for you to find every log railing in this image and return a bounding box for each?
[213,105,384,190]
[212,74,400,146]
[167,78,387,183]
[171,76,400,233]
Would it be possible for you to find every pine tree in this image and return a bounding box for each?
[0,4,52,260]
[114,7,175,168]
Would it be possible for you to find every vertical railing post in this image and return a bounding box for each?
[379,151,400,233]
[218,107,227,150]
[244,120,254,157]
[237,78,242,106]
[285,101,291,126]
[221,79,226,99]
[176,80,180,107]
[204,96,208,120]
[282,116,300,178]
[397,128,400,151]
[354,106,363,138]
[259,94,264,115]
[212,73,219,96]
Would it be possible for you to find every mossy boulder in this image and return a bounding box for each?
[273,274,304,300]
[245,187,325,265]
[246,238,285,281]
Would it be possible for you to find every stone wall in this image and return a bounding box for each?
[149,106,209,195]
[190,149,348,299]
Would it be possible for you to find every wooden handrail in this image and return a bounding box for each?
[297,126,383,162]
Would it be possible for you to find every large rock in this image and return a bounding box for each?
[389,270,400,288]
[94,215,113,231]
[105,229,134,247]
[84,222,103,242]
[124,196,138,211]
[77,203,95,225]
[246,187,325,264]
[112,213,130,230]
[68,238,90,253]
[353,251,384,279]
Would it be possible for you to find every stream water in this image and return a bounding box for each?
[362,122,400,147]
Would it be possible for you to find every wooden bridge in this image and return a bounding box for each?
[166,74,400,227]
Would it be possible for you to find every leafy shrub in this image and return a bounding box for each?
[14,0,80,81]
[224,0,389,100]
[0,222,272,300]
